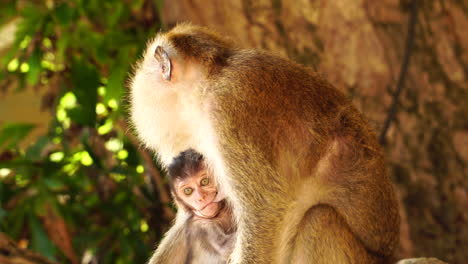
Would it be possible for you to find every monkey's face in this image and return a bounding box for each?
[174,169,221,219]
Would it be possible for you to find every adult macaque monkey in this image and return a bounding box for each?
[130,24,399,264]
[165,149,235,263]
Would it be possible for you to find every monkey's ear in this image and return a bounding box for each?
[154,46,171,81]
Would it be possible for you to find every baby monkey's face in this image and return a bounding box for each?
[175,168,222,218]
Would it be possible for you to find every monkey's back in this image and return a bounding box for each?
[210,50,377,163]
[207,49,399,256]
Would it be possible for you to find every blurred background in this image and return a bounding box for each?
[0,1,466,264]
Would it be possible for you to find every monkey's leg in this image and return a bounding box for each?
[289,204,383,264]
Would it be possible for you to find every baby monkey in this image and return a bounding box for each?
[167,149,236,263]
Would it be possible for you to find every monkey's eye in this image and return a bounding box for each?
[200,177,210,186]
[183,187,193,195]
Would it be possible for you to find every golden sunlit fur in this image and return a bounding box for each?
[130,23,399,264]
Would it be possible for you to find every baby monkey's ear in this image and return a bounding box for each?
[154,46,171,81]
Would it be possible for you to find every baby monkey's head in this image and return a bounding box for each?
[168,149,224,218]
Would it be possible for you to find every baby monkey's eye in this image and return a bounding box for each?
[200,177,210,186]
[183,187,193,195]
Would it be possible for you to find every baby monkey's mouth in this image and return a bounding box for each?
[200,195,218,211]
[196,199,226,219]
[200,202,214,211]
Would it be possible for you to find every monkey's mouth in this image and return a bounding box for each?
[195,201,220,219]
[200,200,216,211]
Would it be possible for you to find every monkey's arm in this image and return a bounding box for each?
[147,212,190,264]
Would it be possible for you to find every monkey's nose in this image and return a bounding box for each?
[196,191,206,202]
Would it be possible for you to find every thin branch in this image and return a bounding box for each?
[379,0,418,144]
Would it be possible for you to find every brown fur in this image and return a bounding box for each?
[130,24,399,264]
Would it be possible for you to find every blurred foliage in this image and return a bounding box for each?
[0,1,171,263]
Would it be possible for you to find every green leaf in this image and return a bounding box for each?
[0,2,16,24]
[30,215,57,261]
[44,178,65,191]
[27,49,42,85]
[15,5,44,47]
[0,207,6,222]
[107,2,124,28]
[105,47,130,103]
[67,108,90,126]
[54,3,74,26]
[0,123,36,150]
[69,59,99,126]
[56,34,70,63]
[25,135,50,161]
[1,47,19,71]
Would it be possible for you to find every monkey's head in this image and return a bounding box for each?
[138,23,234,84]
[168,149,225,219]
[130,24,235,165]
